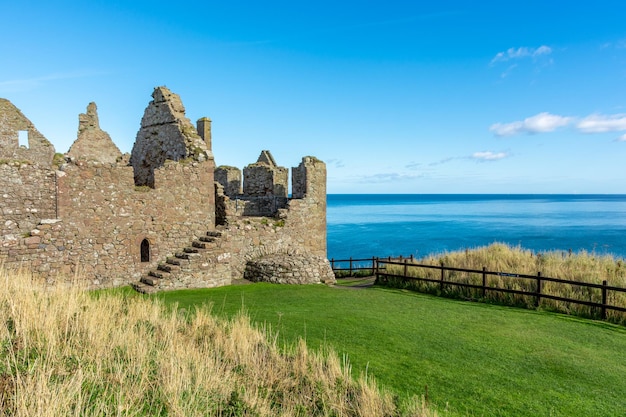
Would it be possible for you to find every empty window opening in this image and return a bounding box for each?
[18,131,28,148]
[140,239,150,263]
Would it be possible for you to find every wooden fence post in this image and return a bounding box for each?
[440,263,445,292]
[601,280,608,320]
[535,272,542,308]
[482,267,486,298]
[331,258,335,271]
[404,259,408,278]
[349,257,353,276]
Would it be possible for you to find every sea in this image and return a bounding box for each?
[326,194,626,261]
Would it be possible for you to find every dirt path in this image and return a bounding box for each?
[332,276,376,289]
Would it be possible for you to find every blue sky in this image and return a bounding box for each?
[2,1,626,193]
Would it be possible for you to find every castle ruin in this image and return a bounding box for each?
[0,87,334,292]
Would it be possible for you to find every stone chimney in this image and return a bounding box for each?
[197,117,212,151]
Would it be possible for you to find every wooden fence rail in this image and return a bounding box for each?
[330,257,626,321]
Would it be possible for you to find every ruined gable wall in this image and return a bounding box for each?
[0,99,55,166]
[67,102,122,164]
[130,87,212,187]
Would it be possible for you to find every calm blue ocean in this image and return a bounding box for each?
[326,194,626,261]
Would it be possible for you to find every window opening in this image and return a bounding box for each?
[18,131,28,148]
[140,239,150,262]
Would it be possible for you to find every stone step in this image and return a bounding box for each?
[158,263,178,273]
[141,276,160,286]
[149,270,165,279]
[175,252,199,260]
[134,229,226,293]
[166,257,182,266]
[132,282,158,294]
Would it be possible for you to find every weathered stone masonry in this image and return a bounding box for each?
[0,87,333,290]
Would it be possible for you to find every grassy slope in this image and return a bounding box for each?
[153,284,626,417]
[2,273,429,416]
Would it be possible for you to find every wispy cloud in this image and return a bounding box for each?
[428,157,457,167]
[490,45,553,78]
[326,158,346,168]
[0,70,107,93]
[490,45,552,65]
[471,151,508,161]
[601,39,626,49]
[356,172,423,184]
[617,133,626,142]
[490,112,573,137]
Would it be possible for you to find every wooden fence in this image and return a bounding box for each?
[330,256,626,321]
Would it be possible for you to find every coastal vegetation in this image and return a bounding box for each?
[157,282,626,417]
[3,264,626,416]
[380,243,626,324]
[0,267,433,416]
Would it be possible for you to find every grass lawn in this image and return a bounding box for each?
[145,283,626,417]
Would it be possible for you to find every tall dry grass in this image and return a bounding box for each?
[383,243,626,324]
[0,266,436,417]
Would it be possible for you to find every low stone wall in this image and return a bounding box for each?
[243,253,335,284]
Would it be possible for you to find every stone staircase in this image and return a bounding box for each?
[132,230,230,294]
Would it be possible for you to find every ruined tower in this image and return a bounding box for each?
[130,86,213,187]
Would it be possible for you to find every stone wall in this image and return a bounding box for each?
[0,162,57,238]
[215,165,242,197]
[0,159,216,288]
[216,156,327,272]
[286,156,327,256]
[242,150,288,198]
[244,253,334,284]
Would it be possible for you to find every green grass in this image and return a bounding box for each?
[149,283,626,417]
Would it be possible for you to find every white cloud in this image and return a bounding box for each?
[576,114,626,133]
[357,172,423,183]
[490,45,552,65]
[616,134,626,142]
[490,112,573,137]
[471,151,508,161]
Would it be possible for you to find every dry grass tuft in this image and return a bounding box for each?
[0,266,436,416]
[384,243,626,324]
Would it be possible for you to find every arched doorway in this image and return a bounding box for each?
[140,239,150,263]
